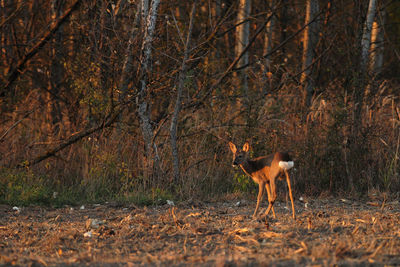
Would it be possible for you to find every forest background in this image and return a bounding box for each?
[0,0,399,206]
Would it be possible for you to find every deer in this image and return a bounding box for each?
[228,141,295,220]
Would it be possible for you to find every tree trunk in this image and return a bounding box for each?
[262,0,276,94]
[235,0,251,68]
[354,0,377,122]
[136,0,161,183]
[47,0,65,137]
[369,9,385,74]
[170,1,196,186]
[119,2,142,102]
[301,0,319,107]
[141,0,149,24]
[348,0,377,195]
[360,0,377,73]
[365,8,385,98]
[234,0,251,107]
[99,0,113,107]
[274,0,287,86]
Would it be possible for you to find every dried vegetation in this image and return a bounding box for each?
[1,198,400,266]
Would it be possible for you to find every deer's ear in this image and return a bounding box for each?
[228,142,237,153]
[242,142,250,152]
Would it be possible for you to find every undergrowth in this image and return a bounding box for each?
[0,168,175,207]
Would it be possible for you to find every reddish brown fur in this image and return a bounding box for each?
[229,142,295,220]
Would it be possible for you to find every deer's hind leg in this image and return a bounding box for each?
[264,183,276,218]
[264,177,277,219]
[284,170,296,219]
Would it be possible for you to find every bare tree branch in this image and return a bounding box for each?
[170,0,196,184]
[0,111,33,143]
[19,109,121,168]
[1,0,81,96]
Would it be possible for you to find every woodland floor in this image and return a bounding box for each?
[1,197,400,266]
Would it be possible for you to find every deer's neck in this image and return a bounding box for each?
[240,157,269,177]
[240,160,254,176]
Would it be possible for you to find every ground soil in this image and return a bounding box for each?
[1,198,400,266]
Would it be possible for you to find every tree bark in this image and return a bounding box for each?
[136,0,161,182]
[301,0,319,107]
[99,1,113,102]
[353,0,377,125]
[235,0,251,68]
[360,0,377,73]
[262,0,276,94]
[141,0,149,24]
[348,0,378,195]
[47,0,65,137]
[119,1,142,102]
[369,9,385,74]
[234,0,251,107]
[170,1,196,186]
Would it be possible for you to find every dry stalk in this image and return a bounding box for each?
[170,207,184,229]
[234,235,259,247]
[369,240,386,259]
[295,241,308,254]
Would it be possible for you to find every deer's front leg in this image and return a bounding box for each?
[253,182,265,219]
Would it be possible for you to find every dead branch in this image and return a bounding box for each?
[19,109,121,168]
[170,0,196,184]
[2,0,81,96]
[0,110,33,143]
[184,9,276,110]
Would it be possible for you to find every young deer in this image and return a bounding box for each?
[228,142,295,220]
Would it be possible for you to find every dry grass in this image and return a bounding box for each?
[1,198,400,266]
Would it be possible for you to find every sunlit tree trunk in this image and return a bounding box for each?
[369,9,385,74]
[234,0,251,106]
[354,0,377,117]
[235,0,251,68]
[360,0,377,73]
[301,0,319,107]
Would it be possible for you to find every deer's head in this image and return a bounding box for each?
[228,142,250,167]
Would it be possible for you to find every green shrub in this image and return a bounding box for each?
[233,172,256,194]
[0,168,52,206]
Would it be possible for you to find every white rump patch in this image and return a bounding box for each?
[279,161,294,170]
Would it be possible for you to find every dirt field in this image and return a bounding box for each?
[1,198,400,266]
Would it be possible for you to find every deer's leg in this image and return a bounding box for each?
[285,170,296,219]
[253,182,265,219]
[264,178,277,218]
[264,183,276,218]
